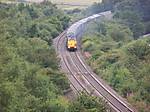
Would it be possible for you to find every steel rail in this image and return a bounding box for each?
[55,31,80,94]
[55,31,89,95]
[54,31,135,112]
[54,10,135,111]
[68,52,123,111]
[74,51,134,112]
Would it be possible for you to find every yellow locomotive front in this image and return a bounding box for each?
[67,39,77,51]
[67,33,77,51]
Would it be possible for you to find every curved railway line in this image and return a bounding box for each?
[54,20,135,112]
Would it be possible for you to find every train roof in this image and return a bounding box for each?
[67,11,112,36]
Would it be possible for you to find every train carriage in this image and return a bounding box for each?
[66,11,111,52]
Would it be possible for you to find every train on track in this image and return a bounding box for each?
[66,32,77,51]
[66,11,112,51]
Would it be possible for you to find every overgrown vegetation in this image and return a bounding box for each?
[81,0,150,111]
[0,2,70,112]
[85,0,150,38]
[0,1,107,112]
[69,93,107,112]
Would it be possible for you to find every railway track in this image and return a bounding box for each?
[54,31,135,112]
[55,31,85,95]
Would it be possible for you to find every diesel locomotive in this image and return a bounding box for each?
[66,11,111,51]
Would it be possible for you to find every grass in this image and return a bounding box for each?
[50,0,102,10]
[0,0,102,10]
[51,0,101,5]
[0,0,15,2]
[57,5,86,10]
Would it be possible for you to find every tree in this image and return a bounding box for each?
[0,2,70,111]
[69,93,107,112]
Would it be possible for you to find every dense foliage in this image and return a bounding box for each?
[0,2,108,112]
[69,93,107,112]
[81,2,150,111]
[82,19,150,112]
[85,0,150,38]
[0,2,71,112]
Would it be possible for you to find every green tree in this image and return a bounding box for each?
[69,93,107,112]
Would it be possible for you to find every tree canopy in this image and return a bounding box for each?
[82,18,150,112]
[85,0,150,38]
[0,2,108,112]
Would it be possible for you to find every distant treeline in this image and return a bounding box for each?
[84,0,150,38]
